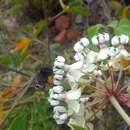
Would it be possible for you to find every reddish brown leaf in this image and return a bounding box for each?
[55,15,70,31]
[66,28,82,41]
[54,29,66,43]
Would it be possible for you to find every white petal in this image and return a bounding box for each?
[98,48,109,60]
[80,37,89,47]
[48,99,59,106]
[103,33,109,41]
[111,36,119,46]
[74,41,84,52]
[53,86,64,93]
[120,49,130,57]
[87,51,98,63]
[54,61,64,68]
[67,100,80,113]
[54,74,63,80]
[53,106,66,113]
[53,80,61,85]
[49,89,54,95]
[92,36,98,45]
[120,34,129,44]
[66,88,81,100]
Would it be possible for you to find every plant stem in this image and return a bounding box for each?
[109,96,130,126]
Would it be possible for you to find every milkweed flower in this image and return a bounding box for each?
[48,33,130,128]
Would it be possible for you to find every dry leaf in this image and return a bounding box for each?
[54,29,66,43]
[55,15,70,31]
[66,28,82,41]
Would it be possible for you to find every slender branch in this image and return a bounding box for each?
[109,96,130,126]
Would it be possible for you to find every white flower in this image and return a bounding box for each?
[50,93,63,100]
[53,86,64,93]
[53,106,66,113]
[108,47,119,57]
[111,35,120,46]
[80,37,89,47]
[53,79,61,85]
[54,74,63,80]
[65,88,81,100]
[97,48,109,60]
[53,68,64,75]
[59,113,68,120]
[80,97,89,103]
[55,56,65,63]
[120,34,129,44]
[93,70,102,77]
[92,36,98,45]
[86,51,98,63]
[54,61,65,68]
[48,98,60,106]
[74,41,84,52]
[74,53,80,61]
[55,119,65,124]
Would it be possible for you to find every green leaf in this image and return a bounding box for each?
[8,112,28,130]
[86,24,104,38]
[68,0,90,16]
[108,19,130,38]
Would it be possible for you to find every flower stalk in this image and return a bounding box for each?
[109,96,130,126]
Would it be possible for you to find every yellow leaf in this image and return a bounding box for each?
[118,58,130,68]
[14,37,30,51]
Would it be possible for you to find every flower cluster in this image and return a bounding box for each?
[48,32,130,128]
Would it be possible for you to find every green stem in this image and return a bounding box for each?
[109,96,130,126]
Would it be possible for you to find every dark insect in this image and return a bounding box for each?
[34,67,53,89]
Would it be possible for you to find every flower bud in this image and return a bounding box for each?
[53,69,64,75]
[56,56,65,63]
[98,33,105,43]
[48,98,59,106]
[80,37,89,47]
[50,93,63,100]
[92,36,98,45]
[120,34,129,44]
[54,61,65,68]
[103,33,109,41]
[53,86,64,93]
[53,80,61,85]
[59,113,68,120]
[74,42,84,52]
[53,106,66,113]
[55,119,65,124]
[111,36,119,46]
[54,74,63,80]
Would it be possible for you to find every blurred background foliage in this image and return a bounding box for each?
[0,0,130,130]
